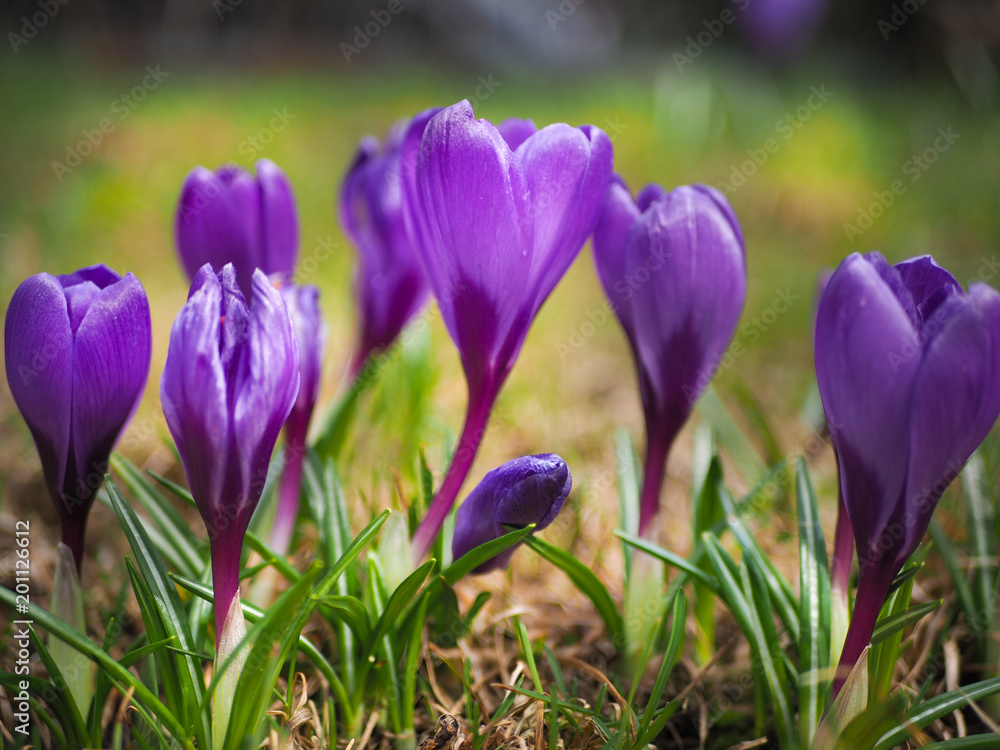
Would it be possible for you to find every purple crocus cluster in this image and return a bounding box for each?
[6,96,1000,727]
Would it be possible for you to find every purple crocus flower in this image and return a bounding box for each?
[739,0,829,60]
[593,180,746,535]
[401,100,613,560]
[453,454,571,574]
[269,281,327,555]
[175,159,298,296]
[815,252,1000,695]
[4,264,151,570]
[340,115,433,377]
[160,263,299,650]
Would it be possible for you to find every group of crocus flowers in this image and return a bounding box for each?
[5,97,1000,726]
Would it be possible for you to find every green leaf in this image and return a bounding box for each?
[871,677,1000,749]
[364,560,434,658]
[963,451,997,643]
[694,385,766,483]
[26,628,88,745]
[614,427,641,580]
[0,586,194,749]
[614,532,718,589]
[110,453,206,577]
[741,555,795,750]
[796,457,831,745]
[440,525,534,585]
[929,519,978,650]
[815,647,870,750]
[522,535,625,646]
[636,592,686,745]
[870,600,941,646]
[691,439,725,665]
[923,736,1000,749]
[105,477,210,748]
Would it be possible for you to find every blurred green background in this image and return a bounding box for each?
[3,0,1000,567]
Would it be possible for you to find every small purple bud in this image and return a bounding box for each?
[175,159,298,297]
[4,264,151,570]
[452,454,571,574]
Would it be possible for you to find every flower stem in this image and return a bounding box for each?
[638,432,671,537]
[830,492,854,666]
[267,443,305,557]
[210,538,247,750]
[831,563,895,699]
[50,543,92,717]
[411,390,496,562]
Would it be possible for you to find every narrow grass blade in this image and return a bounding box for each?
[614,427,641,580]
[796,457,831,746]
[105,477,210,748]
[522,535,625,646]
[440,525,534,585]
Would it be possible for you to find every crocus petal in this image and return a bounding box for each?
[279,282,326,436]
[518,122,614,315]
[894,254,962,325]
[70,273,152,502]
[62,282,101,335]
[161,266,230,523]
[592,178,641,340]
[635,183,667,211]
[256,158,299,276]
[59,264,122,289]
[627,185,746,422]
[4,274,74,506]
[231,269,300,521]
[452,453,571,573]
[411,100,535,375]
[175,167,257,288]
[815,253,921,558]
[496,117,537,151]
[901,284,1000,560]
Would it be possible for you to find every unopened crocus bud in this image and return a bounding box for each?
[161,263,299,747]
[4,264,151,570]
[816,252,1000,696]
[175,159,298,296]
[269,281,327,555]
[452,454,571,573]
[340,115,433,376]
[593,180,746,535]
[402,100,613,560]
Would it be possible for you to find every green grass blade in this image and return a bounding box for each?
[364,559,434,658]
[25,628,88,746]
[872,677,1000,750]
[928,519,979,649]
[106,477,210,748]
[796,457,831,745]
[110,453,206,577]
[614,427,641,580]
[741,555,795,750]
[963,452,997,638]
[613,532,718,589]
[0,586,193,749]
[440,525,534,585]
[522,534,625,646]
[870,600,941,646]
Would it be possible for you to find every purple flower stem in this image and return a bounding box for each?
[211,533,244,652]
[268,443,306,557]
[412,389,497,562]
[830,491,854,600]
[831,563,895,699]
[638,433,671,537]
[60,514,88,574]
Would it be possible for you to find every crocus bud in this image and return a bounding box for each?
[268,280,327,555]
[160,263,299,648]
[401,100,613,560]
[4,264,151,570]
[453,454,571,574]
[593,180,746,535]
[175,159,298,296]
[815,252,1000,695]
[340,116,432,376]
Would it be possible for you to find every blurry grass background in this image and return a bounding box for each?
[1,54,999,584]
